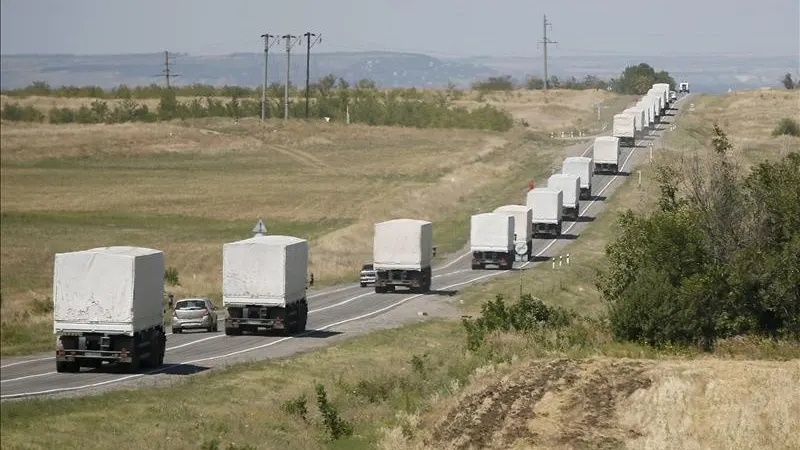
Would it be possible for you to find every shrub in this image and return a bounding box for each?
[773,117,800,137]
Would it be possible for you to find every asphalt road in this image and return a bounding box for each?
[0,94,689,401]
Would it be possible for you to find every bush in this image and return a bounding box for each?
[164,267,181,287]
[773,117,800,137]
[315,383,353,440]
[462,294,575,350]
[598,125,800,349]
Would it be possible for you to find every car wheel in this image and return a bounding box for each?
[360,283,366,287]
[173,327,181,334]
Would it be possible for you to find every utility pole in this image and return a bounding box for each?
[539,15,557,92]
[260,33,279,121]
[282,34,301,120]
[160,51,181,89]
[303,32,322,118]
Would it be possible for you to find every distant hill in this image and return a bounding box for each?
[1,51,796,93]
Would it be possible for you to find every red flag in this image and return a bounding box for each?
[528,181,535,191]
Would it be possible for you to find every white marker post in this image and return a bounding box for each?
[566,253,570,265]
[559,255,563,267]
[252,219,267,237]
[552,258,556,269]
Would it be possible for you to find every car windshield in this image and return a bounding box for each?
[176,300,206,310]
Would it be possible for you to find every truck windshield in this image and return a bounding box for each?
[176,300,205,309]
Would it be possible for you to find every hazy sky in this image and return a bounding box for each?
[2,0,798,57]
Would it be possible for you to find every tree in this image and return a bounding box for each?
[614,63,676,95]
[782,73,795,90]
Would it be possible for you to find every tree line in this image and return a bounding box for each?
[470,62,677,95]
[1,76,514,132]
[598,125,799,349]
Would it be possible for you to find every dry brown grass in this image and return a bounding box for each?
[409,357,800,450]
[665,88,800,169]
[453,89,627,132]
[0,89,614,355]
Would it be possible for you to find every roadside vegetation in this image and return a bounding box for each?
[2,90,798,450]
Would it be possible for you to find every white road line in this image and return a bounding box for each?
[0,357,53,369]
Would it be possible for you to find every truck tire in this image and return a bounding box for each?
[300,300,308,332]
[56,360,79,373]
[225,327,241,336]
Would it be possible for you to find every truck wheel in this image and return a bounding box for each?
[225,327,241,336]
[300,301,308,332]
[360,283,366,287]
[56,361,79,373]
[172,326,182,334]
[375,286,384,294]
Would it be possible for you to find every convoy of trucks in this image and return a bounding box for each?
[547,173,581,221]
[222,235,309,335]
[593,136,621,174]
[469,213,516,270]
[527,187,564,238]
[494,204,533,260]
[49,82,682,374]
[53,246,167,373]
[372,219,433,293]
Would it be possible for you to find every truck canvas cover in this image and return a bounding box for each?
[562,156,593,189]
[53,246,165,335]
[593,136,620,165]
[494,205,533,244]
[373,219,433,270]
[223,235,308,307]
[547,173,580,208]
[527,188,563,224]
[612,114,635,138]
[470,213,514,253]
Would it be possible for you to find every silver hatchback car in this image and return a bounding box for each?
[172,298,219,333]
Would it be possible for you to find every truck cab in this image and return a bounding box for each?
[360,263,377,287]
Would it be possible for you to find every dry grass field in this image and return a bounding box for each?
[664,88,800,167]
[2,89,798,450]
[0,89,625,356]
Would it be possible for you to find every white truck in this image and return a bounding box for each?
[373,218,433,293]
[53,246,167,373]
[653,83,671,110]
[593,136,621,174]
[526,187,563,238]
[494,204,533,260]
[562,156,593,200]
[222,235,309,336]
[640,96,659,125]
[469,213,515,270]
[548,173,581,221]
[647,89,665,117]
[634,102,652,129]
[612,113,636,147]
[624,107,647,133]
[679,81,689,93]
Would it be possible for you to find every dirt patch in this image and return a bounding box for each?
[427,358,651,450]
[420,357,800,450]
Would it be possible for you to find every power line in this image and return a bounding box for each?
[282,34,302,120]
[260,33,280,122]
[539,15,557,92]
[303,32,322,118]
[158,50,181,89]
